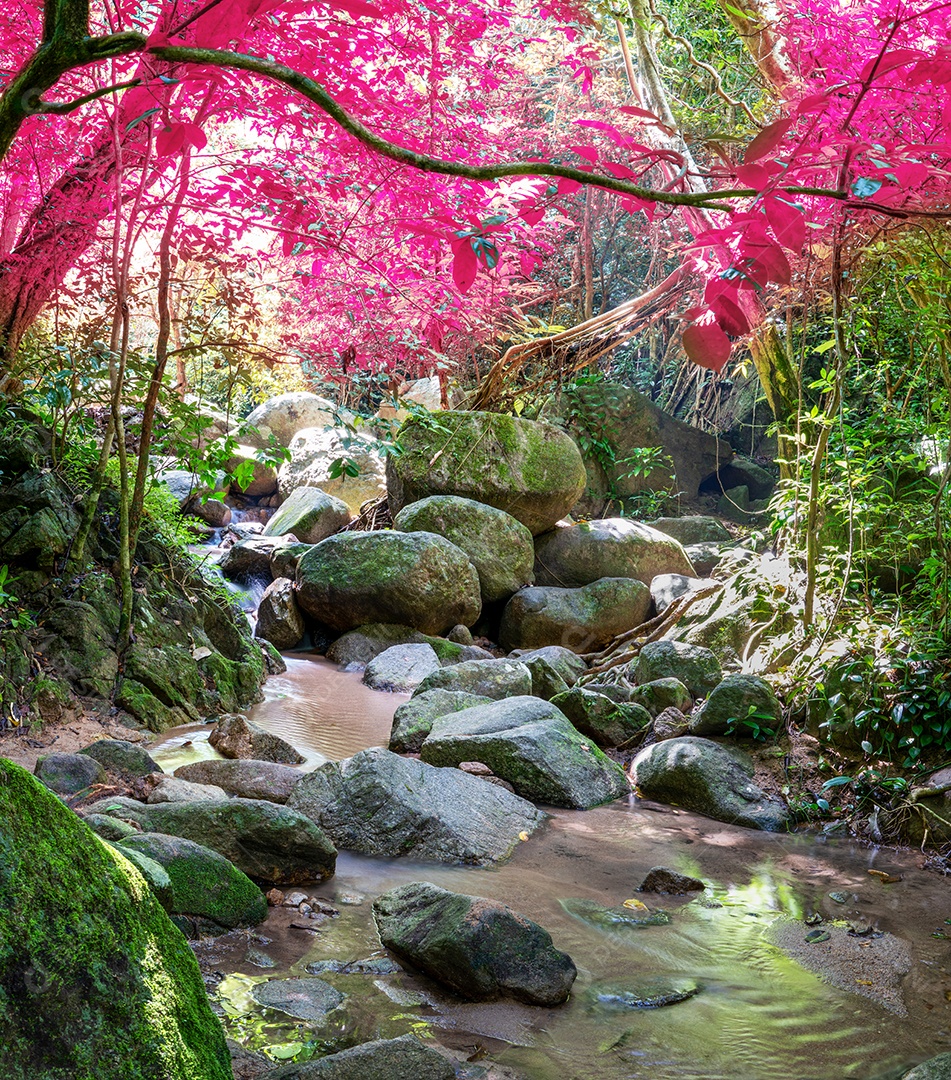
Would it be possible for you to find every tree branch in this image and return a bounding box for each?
[36,78,142,114]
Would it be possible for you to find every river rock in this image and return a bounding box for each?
[241,392,338,448]
[105,842,174,909]
[287,747,544,866]
[226,445,279,498]
[35,752,105,795]
[278,426,386,512]
[902,1054,951,1079]
[79,739,159,779]
[387,410,586,535]
[638,866,705,894]
[534,518,695,588]
[393,495,535,602]
[269,540,314,581]
[261,1034,454,1080]
[209,713,305,764]
[421,696,630,808]
[634,640,722,697]
[373,881,576,1005]
[652,706,690,740]
[221,536,293,581]
[683,542,724,576]
[119,832,268,929]
[263,487,352,544]
[363,643,441,693]
[550,687,651,748]
[389,690,494,753]
[83,796,337,883]
[650,573,719,614]
[513,645,587,685]
[689,674,782,737]
[713,456,775,501]
[175,759,304,803]
[648,516,732,545]
[499,577,651,653]
[82,813,138,842]
[146,776,229,803]
[592,978,701,1009]
[0,760,231,1080]
[630,678,693,717]
[631,736,790,831]
[414,657,532,700]
[251,977,344,1020]
[255,577,306,650]
[296,532,481,635]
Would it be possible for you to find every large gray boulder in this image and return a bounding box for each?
[262,487,352,544]
[209,713,304,764]
[689,674,782,736]
[220,536,292,581]
[278,427,386,512]
[630,677,693,718]
[373,881,576,1005]
[240,392,338,448]
[287,747,544,865]
[83,796,337,883]
[534,518,695,588]
[363,643,441,693]
[550,687,652,748]
[413,657,532,700]
[174,759,304,803]
[35,752,105,795]
[650,573,719,614]
[631,736,789,831]
[634,640,723,698]
[225,444,279,497]
[389,689,494,753]
[513,645,587,687]
[118,832,268,929]
[387,411,586,536]
[296,532,481,635]
[393,495,534,602]
[79,739,159,779]
[499,577,651,654]
[254,577,306,650]
[544,381,732,504]
[420,696,630,808]
[648,516,732,545]
[261,1034,454,1080]
[325,622,477,667]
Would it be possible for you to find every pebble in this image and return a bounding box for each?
[283,891,309,907]
[266,889,284,906]
[828,891,849,904]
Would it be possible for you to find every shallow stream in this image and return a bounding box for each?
[151,653,951,1080]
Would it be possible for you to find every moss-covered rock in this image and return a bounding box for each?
[634,640,722,698]
[648,516,732,545]
[389,689,493,753]
[550,688,651,748]
[0,759,231,1080]
[387,411,586,535]
[254,577,306,651]
[297,531,481,635]
[499,577,651,654]
[78,740,159,779]
[326,623,468,667]
[263,486,352,544]
[421,696,630,808]
[120,832,268,929]
[689,674,782,737]
[262,1033,454,1080]
[534,518,695,587]
[393,495,535,602]
[373,881,576,1005]
[35,752,105,796]
[84,796,336,884]
[630,677,693,718]
[413,657,532,700]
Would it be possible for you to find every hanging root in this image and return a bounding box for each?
[341,495,391,532]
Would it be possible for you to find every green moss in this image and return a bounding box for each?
[425,637,463,663]
[0,759,231,1080]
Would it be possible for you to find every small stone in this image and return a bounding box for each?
[828,891,849,904]
[266,889,284,906]
[299,902,313,915]
[337,891,365,905]
[638,866,705,895]
[284,891,309,907]
[805,929,831,944]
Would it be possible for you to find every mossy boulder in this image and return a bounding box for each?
[119,833,268,929]
[254,577,306,651]
[103,842,174,910]
[209,713,304,764]
[634,640,723,698]
[34,752,105,796]
[631,736,789,831]
[499,577,651,654]
[262,487,352,544]
[534,518,695,588]
[297,531,481,635]
[413,657,532,700]
[83,796,336,884]
[363,643,441,693]
[393,495,535,602]
[389,690,494,753]
[0,759,231,1080]
[421,696,630,808]
[373,881,576,1005]
[689,674,782,737]
[648,516,732,545]
[550,687,652,748]
[630,678,693,718]
[287,747,544,866]
[387,411,586,535]
[78,740,159,779]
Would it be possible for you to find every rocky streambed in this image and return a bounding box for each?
[142,655,951,1080]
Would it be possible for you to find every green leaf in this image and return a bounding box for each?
[821,776,854,789]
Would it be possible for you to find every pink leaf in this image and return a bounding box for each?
[682,322,732,373]
[618,106,663,122]
[735,163,770,189]
[764,195,806,251]
[519,206,545,226]
[451,240,478,293]
[743,118,794,164]
[156,124,187,157]
[859,49,922,84]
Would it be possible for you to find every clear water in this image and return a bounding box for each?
[151,655,951,1079]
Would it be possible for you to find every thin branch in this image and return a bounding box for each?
[36,77,141,114]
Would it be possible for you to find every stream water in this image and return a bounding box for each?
[151,653,951,1080]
